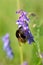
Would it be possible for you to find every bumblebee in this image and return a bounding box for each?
[16,27,27,43]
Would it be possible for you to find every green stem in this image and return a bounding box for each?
[17,0,20,10]
[19,42,23,64]
[34,28,41,56]
[34,27,43,65]
[17,0,23,64]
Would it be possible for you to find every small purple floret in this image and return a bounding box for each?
[16,10,29,22]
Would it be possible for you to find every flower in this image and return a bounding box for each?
[16,9,27,16]
[21,61,28,65]
[16,10,30,30]
[6,46,14,59]
[2,33,14,59]
[16,10,29,23]
[16,10,35,44]
[2,33,10,50]
[24,29,35,44]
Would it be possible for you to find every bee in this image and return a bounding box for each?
[16,27,27,43]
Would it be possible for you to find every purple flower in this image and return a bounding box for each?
[6,46,14,59]
[16,10,35,44]
[16,9,27,16]
[21,61,28,65]
[16,10,30,30]
[25,29,35,44]
[16,9,23,14]
[16,10,29,23]
[2,33,10,50]
[2,33,14,59]
[2,33,9,42]
[16,21,29,31]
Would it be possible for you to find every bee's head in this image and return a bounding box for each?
[16,29,20,38]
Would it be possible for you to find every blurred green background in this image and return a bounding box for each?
[0,0,43,65]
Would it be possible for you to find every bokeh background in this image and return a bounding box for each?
[0,0,43,65]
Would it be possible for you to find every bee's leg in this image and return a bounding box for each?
[18,39,22,46]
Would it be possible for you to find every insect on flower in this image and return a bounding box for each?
[16,10,35,44]
[16,27,27,43]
